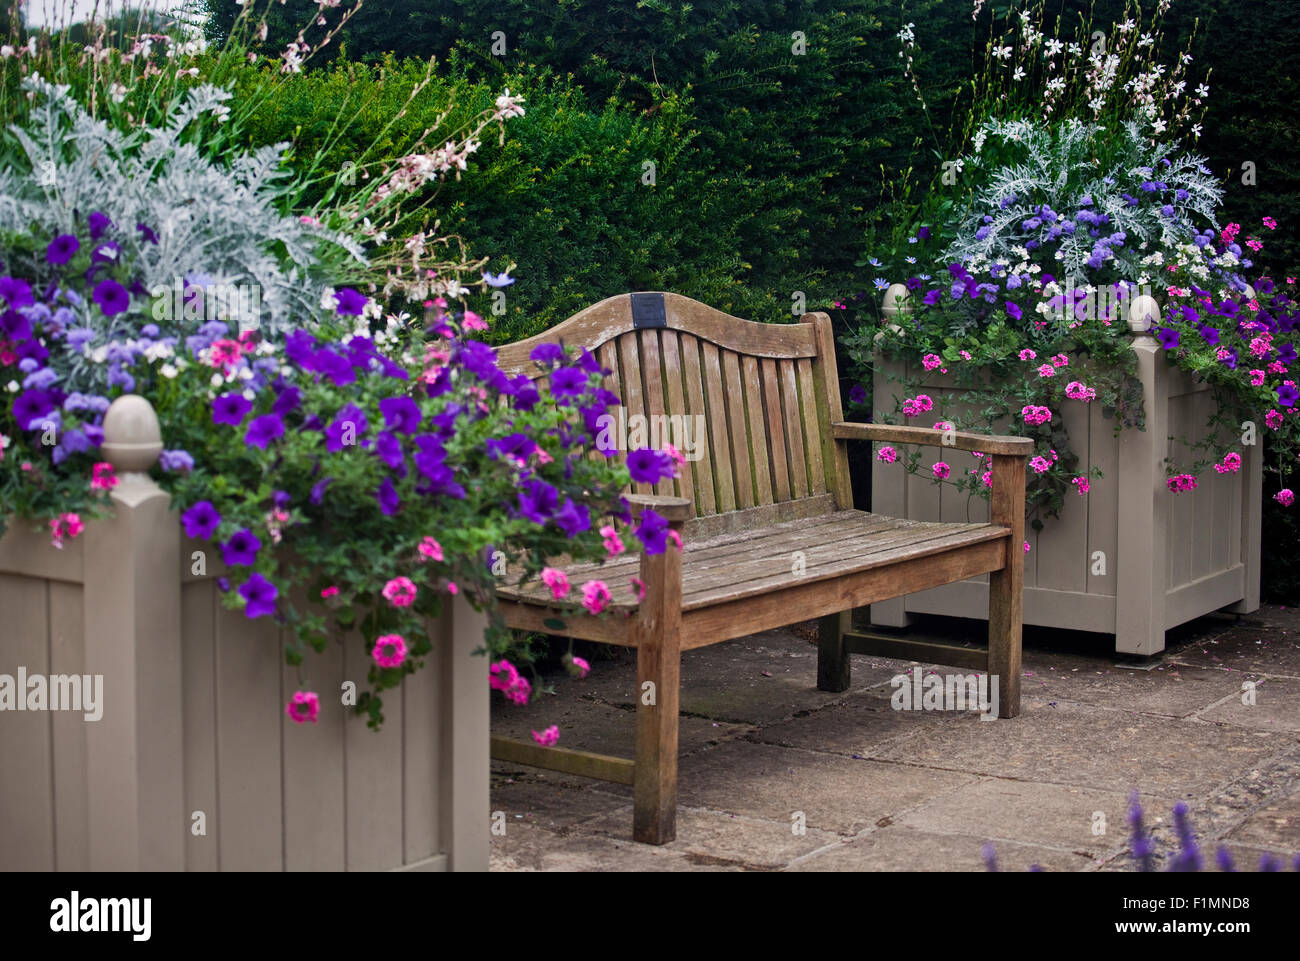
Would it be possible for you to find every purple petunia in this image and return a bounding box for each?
[271,385,301,417]
[627,447,674,485]
[245,413,285,449]
[159,449,195,472]
[1005,301,1022,322]
[552,498,591,538]
[310,477,335,505]
[0,276,35,309]
[634,508,669,555]
[848,384,868,405]
[238,572,278,619]
[376,477,400,515]
[92,279,129,317]
[1278,384,1299,408]
[137,222,159,245]
[87,211,112,240]
[212,393,253,426]
[333,287,367,315]
[222,528,262,566]
[379,395,422,435]
[181,500,222,539]
[325,403,368,451]
[517,479,559,524]
[46,234,80,265]
[549,365,589,401]
[12,389,54,430]
[371,431,406,472]
[1155,327,1181,351]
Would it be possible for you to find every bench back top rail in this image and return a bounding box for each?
[496,292,850,522]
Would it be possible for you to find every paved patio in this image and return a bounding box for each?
[488,604,1300,872]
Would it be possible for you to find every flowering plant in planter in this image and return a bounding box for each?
[0,20,673,732]
[842,106,1299,528]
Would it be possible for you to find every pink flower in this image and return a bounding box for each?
[600,524,625,557]
[90,461,117,491]
[1245,238,1263,252]
[1249,336,1271,357]
[531,725,560,747]
[1036,364,1055,378]
[922,353,944,371]
[541,567,570,600]
[490,660,532,704]
[667,529,683,552]
[417,536,444,561]
[630,577,647,603]
[876,445,899,464]
[1029,456,1051,474]
[1263,216,1277,230]
[1269,361,1287,375]
[1221,452,1242,473]
[1275,489,1295,506]
[1065,381,1096,402]
[982,470,992,488]
[62,513,83,538]
[959,350,973,360]
[1266,409,1284,430]
[1072,476,1090,495]
[446,581,458,595]
[320,585,340,598]
[1249,369,1267,387]
[1019,349,1037,361]
[568,656,591,679]
[933,421,953,432]
[371,633,408,668]
[663,444,687,468]
[462,310,489,331]
[285,691,320,724]
[1050,354,1069,368]
[1166,473,1199,493]
[1023,541,1031,553]
[903,394,935,417]
[932,461,951,480]
[381,576,417,607]
[582,580,612,615]
[49,517,65,550]
[1021,405,1052,426]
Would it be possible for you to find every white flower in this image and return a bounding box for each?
[1151,118,1167,134]
[1190,123,1203,138]
[1118,19,1136,33]
[1044,38,1064,56]
[494,88,526,120]
[6,381,18,393]
[1137,33,1154,47]
[972,129,987,152]
[1013,67,1026,81]
[242,389,256,402]
[1089,97,1106,113]
[160,364,178,379]
[1067,42,1081,56]
[1195,83,1210,98]
[0,45,14,59]
[993,45,1012,60]
[210,373,224,389]
[109,83,127,104]
[319,287,338,311]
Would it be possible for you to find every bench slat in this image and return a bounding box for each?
[700,340,736,513]
[679,333,716,515]
[637,329,675,498]
[760,358,792,502]
[779,359,809,499]
[797,356,827,495]
[741,355,775,506]
[658,331,695,505]
[722,349,755,510]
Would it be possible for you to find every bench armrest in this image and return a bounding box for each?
[623,493,692,524]
[832,421,1033,456]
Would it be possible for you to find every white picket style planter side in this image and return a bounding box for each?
[0,396,489,871]
[868,287,1262,655]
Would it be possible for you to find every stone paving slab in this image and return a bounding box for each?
[787,824,1093,872]
[490,605,1300,871]
[872,695,1287,798]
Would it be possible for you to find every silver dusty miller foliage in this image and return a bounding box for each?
[944,117,1223,287]
[0,74,366,340]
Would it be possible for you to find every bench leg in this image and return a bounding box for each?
[988,455,1025,719]
[633,627,680,844]
[816,611,850,693]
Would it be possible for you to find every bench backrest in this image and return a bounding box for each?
[496,292,853,532]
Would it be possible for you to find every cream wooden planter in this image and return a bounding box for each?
[0,395,489,871]
[868,285,1262,655]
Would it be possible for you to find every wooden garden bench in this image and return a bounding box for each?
[490,292,1031,844]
